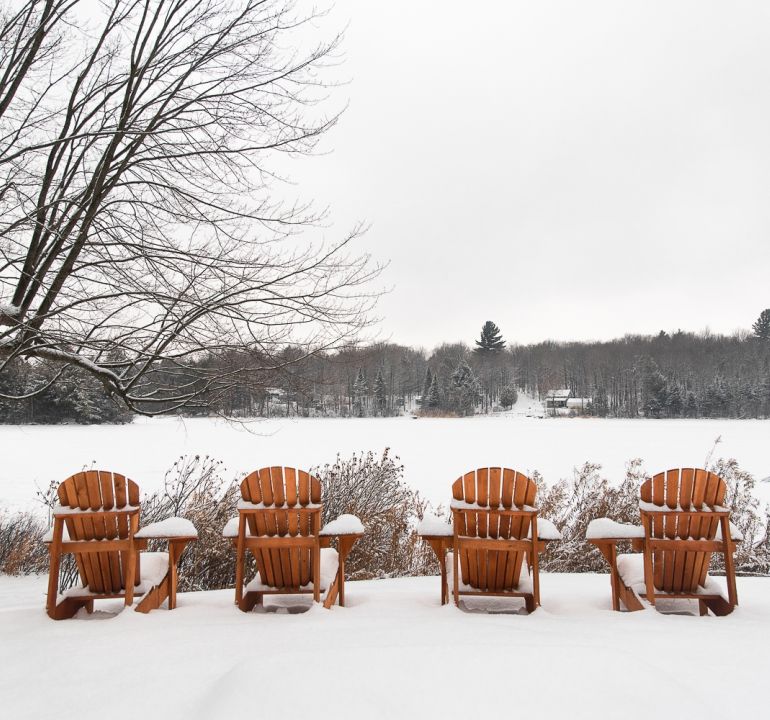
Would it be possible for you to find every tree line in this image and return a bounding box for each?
[2,314,770,423]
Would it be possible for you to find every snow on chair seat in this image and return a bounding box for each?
[418,467,558,611]
[44,470,196,620]
[586,468,739,616]
[231,466,364,612]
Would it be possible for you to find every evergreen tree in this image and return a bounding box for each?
[426,374,440,408]
[474,321,506,353]
[753,309,770,340]
[500,384,518,409]
[449,360,481,415]
[666,384,683,418]
[684,391,698,418]
[591,386,609,417]
[640,357,667,418]
[353,368,368,417]
[421,367,433,403]
[373,369,387,416]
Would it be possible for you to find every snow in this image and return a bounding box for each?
[135,517,198,539]
[532,518,562,540]
[222,517,240,538]
[245,548,339,592]
[450,499,536,511]
[42,525,71,542]
[52,503,138,515]
[60,552,169,599]
[639,500,728,513]
[0,302,20,317]
[615,554,723,597]
[320,514,364,535]
[586,518,645,539]
[2,572,770,719]
[3,416,770,512]
[237,499,320,510]
[416,514,453,536]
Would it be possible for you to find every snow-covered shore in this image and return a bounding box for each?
[2,415,770,510]
[1,573,768,719]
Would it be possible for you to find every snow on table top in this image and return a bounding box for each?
[320,514,364,535]
[222,517,240,538]
[586,518,645,540]
[416,514,453,536]
[135,517,197,539]
[530,518,562,540]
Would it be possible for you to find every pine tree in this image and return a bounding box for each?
[666,384,683,418]
[427,374,440,408]
[353,368,368,417]
[753,309,770,340]
[684,391,698,418]
[640,357,667,418]
[474,321,506,353]
[500,384,518,409]
[422,367,433,404]
[449,360,480,415]
[591,386,609,417]
[373,369,387,415]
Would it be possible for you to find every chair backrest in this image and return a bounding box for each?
[640,468,728,593]
[239,466,322,589]
[451,468,537,592]
[56,470,140,594]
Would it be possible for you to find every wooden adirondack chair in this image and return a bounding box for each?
[588,468,739,615]
[419,467,545,611]
[233,466,363,611]
[45,470,196,620]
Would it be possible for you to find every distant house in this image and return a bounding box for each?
[544,388,571,409]
[544,388,592,416]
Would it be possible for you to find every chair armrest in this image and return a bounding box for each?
[586,518,644,542]
[416,514,453,538]
[320,513,364,536]
[135,517,198,541]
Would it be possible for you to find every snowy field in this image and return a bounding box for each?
[1,573,769,720]
[1,415,770,511]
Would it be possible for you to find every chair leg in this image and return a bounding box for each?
[453,544,460,607]
[46,518,64,617]
[313,543,321,603]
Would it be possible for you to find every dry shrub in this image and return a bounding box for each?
[313,449,438,579]
[142,455,244,592]
[538,459,647,573]
[0,512,48,574]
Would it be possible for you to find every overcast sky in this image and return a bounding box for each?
[284,0,770,348]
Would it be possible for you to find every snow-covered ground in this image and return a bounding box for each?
[1,573,768,719]
[1,415,769,511]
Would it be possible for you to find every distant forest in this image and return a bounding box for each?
[2,312,770,424]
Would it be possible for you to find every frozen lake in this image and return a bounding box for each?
[1,415,769,511]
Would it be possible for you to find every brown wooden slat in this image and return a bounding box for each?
[85,471,112,593]
[298,471,310,506]
[463,471,475,504]
[271,467,286,506]
[259,467,274,507]
[501,468,515,508]
[310,476,321,504]
[285,468,298,507]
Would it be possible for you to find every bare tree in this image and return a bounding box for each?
[0,0,379,414]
